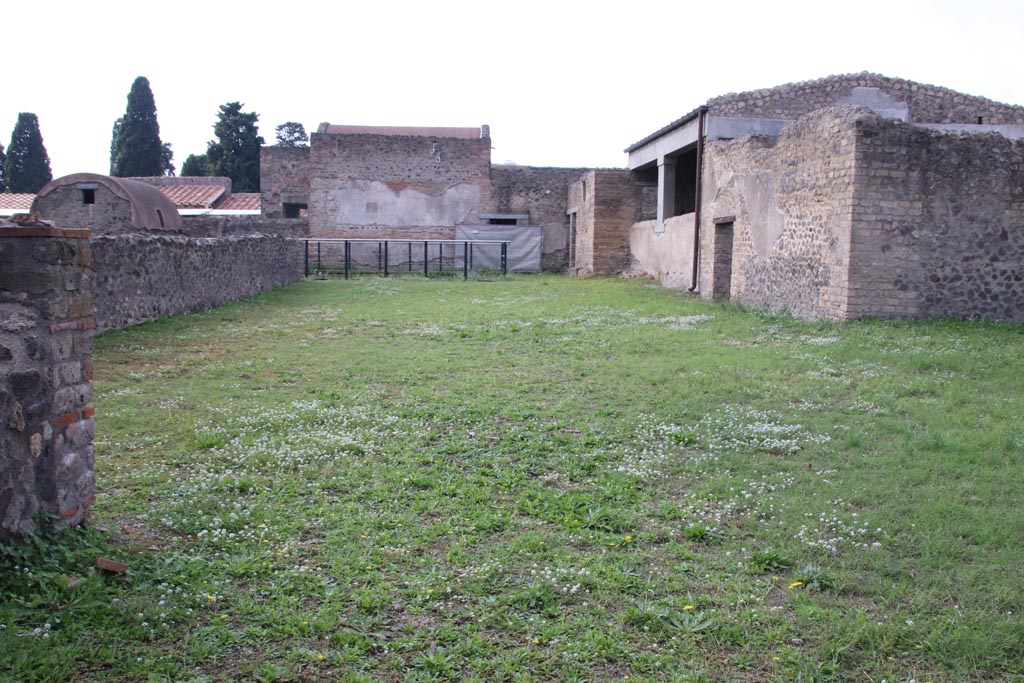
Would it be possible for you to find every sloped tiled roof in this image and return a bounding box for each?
[158,184,226,209]
[216,193,261,211]
[0,193,37,211]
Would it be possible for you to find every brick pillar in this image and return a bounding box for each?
[0,218,95,539]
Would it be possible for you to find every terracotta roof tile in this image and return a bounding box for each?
[0,193,37,211]
[216,193,261,211]
[158,185,225,209]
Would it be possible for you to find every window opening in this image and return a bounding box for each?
[81,188,95,205]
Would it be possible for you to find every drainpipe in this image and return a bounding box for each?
[688,106,707,292]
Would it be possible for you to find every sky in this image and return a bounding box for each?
[3,0,1023,179]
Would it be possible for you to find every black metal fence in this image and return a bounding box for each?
[302,239,509,279]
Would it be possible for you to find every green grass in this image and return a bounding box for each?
[3,274,1023,682]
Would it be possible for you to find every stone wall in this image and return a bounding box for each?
[181,215,309,238]
[307,133,492,236]
[91,233,305,332]
[491,165,586,271]
[261,146,311,219]
[699,107,858,318]
[708,72,1024,125]
[1,221,95,539]
[846,114,1024,320]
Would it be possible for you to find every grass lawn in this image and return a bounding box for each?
[2,274,1022,682]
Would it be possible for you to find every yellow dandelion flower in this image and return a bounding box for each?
[317,654,325,661]
[788,581,804,589]
[683,605,695,611]
[206,594,215,601]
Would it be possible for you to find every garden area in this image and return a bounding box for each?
[2,275,1022,682]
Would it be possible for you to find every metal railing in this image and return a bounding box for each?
[302,239,510,279]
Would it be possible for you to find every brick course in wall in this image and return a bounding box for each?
[1,220,95,538]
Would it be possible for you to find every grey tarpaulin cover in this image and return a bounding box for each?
[454,225,543,273]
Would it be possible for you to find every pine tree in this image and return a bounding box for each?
[111,76,164,177]
[0,142,7,193]
[205,102,264,192]
[5,113,52,193]
[275,122,308,147]
[181,153,209,177]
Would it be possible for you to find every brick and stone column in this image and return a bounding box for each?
[0,218,95,539]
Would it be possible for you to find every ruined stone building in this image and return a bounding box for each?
[255,74,1024,321]
[578,73,1024,321]
[261,124,585,271]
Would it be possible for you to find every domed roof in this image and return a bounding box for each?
[33,172,183,231]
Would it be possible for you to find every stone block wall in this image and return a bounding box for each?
[491,165,587,270]
[846,116,1024,320]
[308,133,492,236]
[708,72,1024,125]
[91,234,305,332]
[261,146,311,219]
[1,221,95,539]
[699,107,859,318]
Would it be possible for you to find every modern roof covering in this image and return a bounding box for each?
[316,124,485,139]
[624,106,707,153]
[33,173,183,231]
[0,193,36,215]
[215,193,261,211]
[158,184,226,209]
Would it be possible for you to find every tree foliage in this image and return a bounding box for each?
[205,102,264,192]
[0,142,7,193]
[108,117,123,175]
[181,153,209,177]
[161,143,176,177]
[111,76,164,177]
[5,112,52,193]
[275,121,308,147]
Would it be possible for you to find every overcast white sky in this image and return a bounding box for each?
[4,0,1023,179]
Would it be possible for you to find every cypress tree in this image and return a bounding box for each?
[5,113,52,193]
[0,142,7,193]
[205,102,264,192]
[111,76,164,177]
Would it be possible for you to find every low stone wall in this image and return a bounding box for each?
[1,222,95,539]
[629,215,695,288]
[91,233,305,332]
